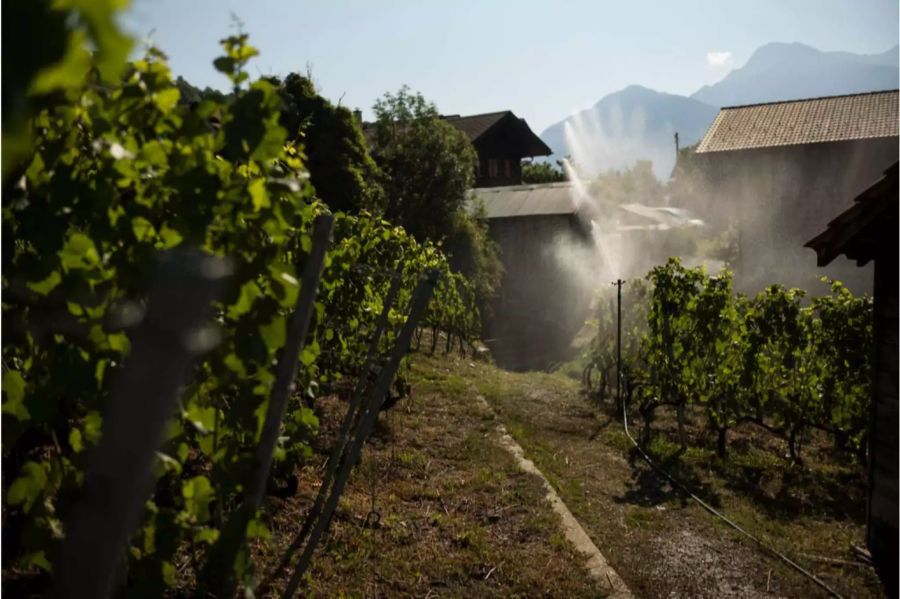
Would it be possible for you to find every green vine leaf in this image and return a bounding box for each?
[182,476,215,523]
[7,462,48,512]
[59,233,101,271]
[2,371,29,421]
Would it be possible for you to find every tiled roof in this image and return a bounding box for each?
[696,90,899,153]
[468,183,707,231]
[443,111,509,142]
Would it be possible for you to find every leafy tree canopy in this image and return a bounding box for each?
[522,161,567,184]
[271,73,385,214]
[370,86,476,243]
[174,76,229,104]
[368,87,501,305]
[589,159,664,206]
[444,205,503,311]
[171,72,384,215]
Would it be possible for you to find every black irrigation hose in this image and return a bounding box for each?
[609,277,845,599]
[619,397,846,599]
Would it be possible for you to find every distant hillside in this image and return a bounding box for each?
[539,85,718,179]
[540,43,899,179]
[692,42,899,107]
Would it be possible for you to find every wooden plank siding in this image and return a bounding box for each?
[443,111,552,189]
[806,162,898,597]
[868,245,898,597]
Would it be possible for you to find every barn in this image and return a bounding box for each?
[806,162,899,596]
[681,89,899,293]
[469,183,595,370]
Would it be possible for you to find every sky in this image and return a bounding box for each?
[123,0,899,133]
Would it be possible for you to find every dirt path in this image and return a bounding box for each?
[475,393,633,598]
[254,350,880,598]
[254,354,608,597]
[472,375,781,597]
[461,359,882,599]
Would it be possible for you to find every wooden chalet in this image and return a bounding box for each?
[806,162,899,596]
[443,111,552,187]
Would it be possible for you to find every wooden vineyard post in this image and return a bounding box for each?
[280,270,439,599]
[311,270,403,515]
[56,248,230,599]
[202,214,334,596]
[257,270,404,595]
[247,214,334,508]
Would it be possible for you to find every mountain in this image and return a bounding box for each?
[692,42,899,107]
[539,85,719,179]
[540,43,899,179]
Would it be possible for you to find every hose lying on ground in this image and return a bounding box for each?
[619,400,847,599]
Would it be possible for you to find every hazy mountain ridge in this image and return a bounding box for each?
[692,42,899,106]
[539,42,899,178]
[539,85,718,179]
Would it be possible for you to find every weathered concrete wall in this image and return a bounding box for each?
[684,138,897,294]
[483,214,593,370]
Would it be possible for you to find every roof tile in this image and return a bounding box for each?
[696,90,899,153]
[443,111,510,142]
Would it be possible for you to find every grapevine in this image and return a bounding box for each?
[2,24,477,595]
[584,258,873,461]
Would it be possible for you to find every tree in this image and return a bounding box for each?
[589,159,663,206]
[444,205,503,312]
[370,86,476,242]
[174,76,229,105]
[273,73,385,214]
[370,86,500,305]
[522,160,566,184]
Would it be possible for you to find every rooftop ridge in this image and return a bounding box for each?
[720,89,899,110]
[442,110,511,121]
[697,89,898,153]
[469,181,572,193]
